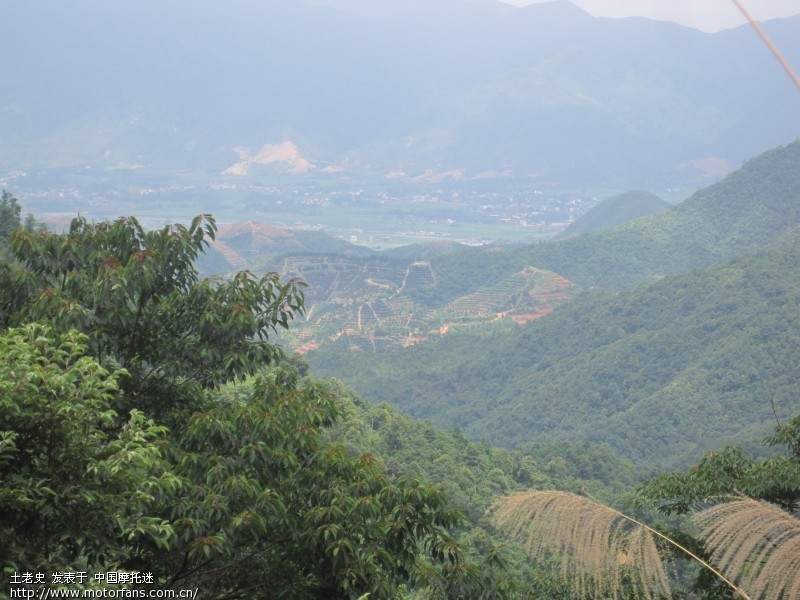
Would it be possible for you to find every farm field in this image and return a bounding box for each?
[11,169,667,248]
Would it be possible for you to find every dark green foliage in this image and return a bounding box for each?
[0,190,45,258]
[765,412,800,460]
[324,382,639,597]
[638,414,800,515]
[0,324,175,574]
[146,371,466,598]
[328,383,637,510]
[0,323,469,598]
[634,415,800,599]
[0,215,304,423]
[0,215,509,599]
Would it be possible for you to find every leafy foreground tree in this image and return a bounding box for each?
[634,413,800,599]
[0,324,175,575]
[148,370,466,598]
[0,216,496,599]
[1,214,306,424]
[0,324,466,597]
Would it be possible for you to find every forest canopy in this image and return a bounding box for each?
[2,202,799,599]
[0,214,482,599]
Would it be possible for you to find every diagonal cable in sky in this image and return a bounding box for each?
[732,0,800,92]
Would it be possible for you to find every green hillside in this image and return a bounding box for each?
[304,142,800,467]
[390,140,800,307]
[200,141,800,467]
[309,237,800,467]
[191,142,800,356]
[3,190,798,598]
[511,140,800,289]
[554,189,669,239]
[0,207,645,599]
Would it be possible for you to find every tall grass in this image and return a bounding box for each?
[489,491,672,600]
[488,491,800,599]
[694,498,800,600]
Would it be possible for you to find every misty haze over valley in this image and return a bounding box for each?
[2,0,799,240]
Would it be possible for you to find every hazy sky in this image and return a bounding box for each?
[503,0,800,32]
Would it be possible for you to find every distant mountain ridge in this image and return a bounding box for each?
[2,0,799,189]
[385,139,800,309]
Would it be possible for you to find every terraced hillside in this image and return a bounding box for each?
[278,256,575,352]
[202,219,576,352]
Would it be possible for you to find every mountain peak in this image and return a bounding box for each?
[516,0,592,20]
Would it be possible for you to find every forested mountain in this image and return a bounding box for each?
[307,142,800,467]
[509,140,800,289]
[310,237,800,467]
[194,142,797,354]
[4,1,800,595]
[2,0,799,189]
[417,140,800,294]
[0,205,642,598]
[553,190,669,240]
[2,187,799,597]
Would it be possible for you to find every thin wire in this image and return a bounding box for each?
[731,0,800,92]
